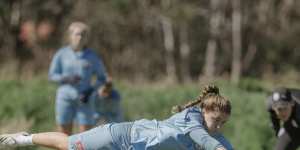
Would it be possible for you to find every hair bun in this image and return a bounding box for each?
[202,85,219,96]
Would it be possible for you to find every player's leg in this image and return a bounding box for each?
[32,132,68,149]
[69,124,116,150]
[77,100,96,132]
[0,132,68,150]
[56,95,76,135]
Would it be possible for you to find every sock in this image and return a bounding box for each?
[16,134,33,146]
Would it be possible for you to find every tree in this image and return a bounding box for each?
[202,0,223,81]
[231,0,242,84]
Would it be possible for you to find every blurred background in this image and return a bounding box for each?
[0,0,300,150]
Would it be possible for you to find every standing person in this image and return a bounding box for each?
[0,85,233,150]
[93,81,123,124]
[266,88,300,150]
[48,22,108,135]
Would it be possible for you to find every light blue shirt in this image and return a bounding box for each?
[130,107,233,150]
[49,46,107,100]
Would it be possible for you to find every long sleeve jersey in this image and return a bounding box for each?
[130,107,233,150]
[49,46,107,96]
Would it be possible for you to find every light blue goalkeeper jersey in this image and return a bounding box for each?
[130,106,233,150]
[69,107,233,150]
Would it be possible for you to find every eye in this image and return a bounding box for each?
[212,117,221,122]
[277,107,288,112]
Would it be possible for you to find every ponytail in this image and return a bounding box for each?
[171,85,221,113]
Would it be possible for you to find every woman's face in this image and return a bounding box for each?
[69,27,88,51]
[272,102,294,121]
[203,109,230,133]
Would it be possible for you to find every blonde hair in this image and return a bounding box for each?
[64,21,90,44]
[171,85,231,114]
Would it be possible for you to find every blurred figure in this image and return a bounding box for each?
[48,22,108,135]
[92,81,123,124]
[266,88,300,150]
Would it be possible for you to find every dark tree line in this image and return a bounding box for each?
[0,0,300,83]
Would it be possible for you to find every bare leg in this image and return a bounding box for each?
[57,124,73,135]
[79,125,93,133]
[32,132,68,150]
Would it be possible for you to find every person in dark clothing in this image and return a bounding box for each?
[266,88,300,150]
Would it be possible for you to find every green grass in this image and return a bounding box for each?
[0,77,293,150]
[119,80,276,150]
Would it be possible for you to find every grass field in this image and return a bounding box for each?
[0,77,295,150]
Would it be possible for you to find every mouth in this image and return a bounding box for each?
[278,115,288,120]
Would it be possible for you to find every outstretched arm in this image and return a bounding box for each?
[189,129,226,150]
